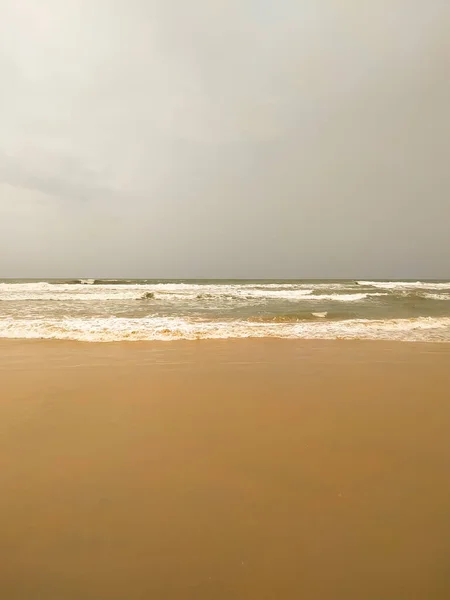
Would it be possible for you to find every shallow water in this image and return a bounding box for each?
[1,279,450,341]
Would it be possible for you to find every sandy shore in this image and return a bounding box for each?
[1,340,450,599]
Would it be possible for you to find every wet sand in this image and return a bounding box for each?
[1,339,450,599]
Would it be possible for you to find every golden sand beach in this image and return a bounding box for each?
[1,340,450,599]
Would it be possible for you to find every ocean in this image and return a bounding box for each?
[1,279,450,342]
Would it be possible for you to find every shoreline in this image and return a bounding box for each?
[2,337,450,369]
[2,336,450,346]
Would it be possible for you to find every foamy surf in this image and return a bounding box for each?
[0,316,449,343]
[1,279,449,342]
[357,281,450,290]
[0,283,389,303]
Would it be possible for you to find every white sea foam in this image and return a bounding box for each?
[304,293,381,302]
[0,283,382,303]
[422,293,450,301]
[358,281,450,290]
[2,281,449,342]
[1,316,449,342]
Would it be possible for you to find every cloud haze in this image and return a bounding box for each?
[0,0,449,278]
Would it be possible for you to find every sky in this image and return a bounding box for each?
[0,0,449,279]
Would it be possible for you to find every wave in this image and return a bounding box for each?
[1,316,449,342]
[74,279,144,285]
[1,281,449,306]
[137,291,155,300]
[0,292,383,304]
[0,283,381,303]
[0,292,148,302]
[422,293,450,301]
[357,281,450,291]
[303,293,381,302]
[78,279,96,285]
[251,311,338,323]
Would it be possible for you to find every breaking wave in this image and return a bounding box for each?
[79,279,96,285]
[422,293,450,301]
[138,292,155,300]
[1,280,449,343]
[0,282,385,304]
[0,316,449,342]
[357,281,450,291]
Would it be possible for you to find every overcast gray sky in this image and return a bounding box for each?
[0,0,449,279]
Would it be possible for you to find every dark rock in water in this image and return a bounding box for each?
[139,292,155,300]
